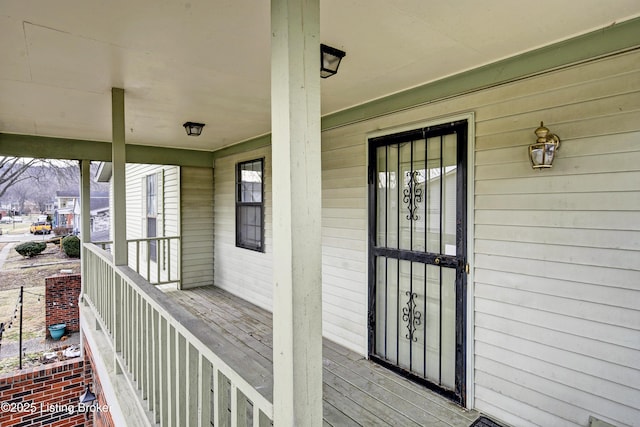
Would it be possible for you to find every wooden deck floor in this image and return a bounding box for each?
[162,285,479,427]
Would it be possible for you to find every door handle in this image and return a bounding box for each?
[434,257,440,265]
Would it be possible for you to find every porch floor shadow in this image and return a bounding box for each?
[162,285,479,427]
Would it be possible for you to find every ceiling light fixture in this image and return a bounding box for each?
[320,44,346,78]
[183,122,205,136]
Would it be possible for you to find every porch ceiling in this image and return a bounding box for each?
[0,1,638,152]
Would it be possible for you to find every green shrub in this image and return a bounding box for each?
[15,241,47,258]
[62,235,81,258]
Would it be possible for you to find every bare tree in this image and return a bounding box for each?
[0,158,108,215]
[0,157,37,200]
[32,184,52,213]
[0,157,84,214]
[7,181,30,214]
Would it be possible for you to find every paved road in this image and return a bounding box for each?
[0,242,13,270]
[0,231,52,243]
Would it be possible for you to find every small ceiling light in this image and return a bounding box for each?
[320,44,346,78]
[529,121,560,169]
[183,122,205,136]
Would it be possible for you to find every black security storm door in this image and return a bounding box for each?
[368,120,468,405]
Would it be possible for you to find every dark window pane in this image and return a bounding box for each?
[147,174,157,217]
[237,205,262,250]
[147,173,158,261]
[238,161,263,203]
[236,157,264,251]
[147,217,157,262]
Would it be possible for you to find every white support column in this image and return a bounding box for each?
[111,87,127,266]
[271,0,323,425]
[79,160,92,241]
[79,159,91,284]
[79,159,91,358]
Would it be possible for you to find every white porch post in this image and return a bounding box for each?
[79,159,91,285]
[79,160,91,244]
[271,0,323,425]
[111,87,127,266]
[79,159,91,359]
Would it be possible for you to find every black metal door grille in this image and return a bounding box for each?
[368,120,467,405]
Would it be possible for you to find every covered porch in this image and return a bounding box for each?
[82,242,479,426]
[164,285,479,427]
[2,1,639,426]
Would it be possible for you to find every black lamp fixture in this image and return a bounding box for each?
[529,121,561,169]
[320,44,346,78]
[183,121,205,136]
[79,385,97,405]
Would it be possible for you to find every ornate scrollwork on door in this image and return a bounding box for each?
[402,291,422,342]
[403,171,423,221]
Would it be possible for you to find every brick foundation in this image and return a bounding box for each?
[83,343,114,427]
[0,358,92,427]
[45,274,81,338]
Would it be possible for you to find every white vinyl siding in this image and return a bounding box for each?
[210,50,640,426]
[125,164,180,283]
[468,51,640,427]
[213,146,272,310]
[321,134,368,353]
[180,166,214,289]
[321,51,639,425]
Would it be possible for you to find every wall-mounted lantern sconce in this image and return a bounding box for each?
[320,44,346,78]
[529,121,560,169]
[183,122,205,136]
[79,385,97,405]
[79,385,97,419]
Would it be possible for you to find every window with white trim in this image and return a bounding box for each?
[236,159,264,252]
[146,173,157,262]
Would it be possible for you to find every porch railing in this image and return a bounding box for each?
[90,236,182,286]
[127,236,181,286]
[83,243,273,426]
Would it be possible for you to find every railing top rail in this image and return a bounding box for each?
[87,236,180,246]
[126,236,181,243]
[90,240,113,245]
[85,242,114,263]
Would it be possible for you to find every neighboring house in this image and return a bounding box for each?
[44,201,55,215]
[89,195,110,236]
[54,190,110,238]
[54,190,78,230]
[0,6,638,427]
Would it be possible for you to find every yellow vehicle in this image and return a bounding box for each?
[30,221,52,235]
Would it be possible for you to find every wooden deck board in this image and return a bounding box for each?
[322,398,363,427]
[162,287,276,405]
[323,380,396,427]
[323,369,423,427]
[323,345,477,426]
[168,287,273,365]
[163,285,478,426]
